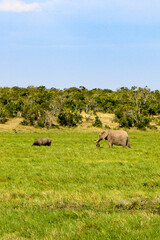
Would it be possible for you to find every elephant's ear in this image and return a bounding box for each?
[99,131,109,140]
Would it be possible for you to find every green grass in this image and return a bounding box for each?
[0,130,160,239]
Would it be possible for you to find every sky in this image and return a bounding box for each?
[0,0,160,91]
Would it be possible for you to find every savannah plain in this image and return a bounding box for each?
[0,114,160,239]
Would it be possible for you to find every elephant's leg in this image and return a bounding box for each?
[108,142,113,148]
[123,139,127,148]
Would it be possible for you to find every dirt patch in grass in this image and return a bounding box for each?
[33,198,160,215]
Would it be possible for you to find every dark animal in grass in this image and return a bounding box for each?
[32,138,52,146]
[96,130,131,148]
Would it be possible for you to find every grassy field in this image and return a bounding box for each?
[0,129,160,239]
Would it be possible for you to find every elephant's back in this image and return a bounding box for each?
[109,130,128,137]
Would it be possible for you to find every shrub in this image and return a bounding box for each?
[134,116,150,129]
[92,116,102,128]
[0,117,7,124]
[20,120,29,126]
[114,107,134,128]
[57,111,82,127]
[114,105,151,129]
[4,102,17,117]
[0,108,8,124]
[154,117,160,126]
[37,119,45,128]
[135,123,146,130]
[104,124,111,129]
[147,125,157,130]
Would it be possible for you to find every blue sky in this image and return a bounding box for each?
[0,0,160,90]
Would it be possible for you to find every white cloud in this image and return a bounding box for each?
[0,0,40,12]
[1,0,160,22]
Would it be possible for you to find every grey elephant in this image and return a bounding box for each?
[32,138,52,146]
[96,130,131,148]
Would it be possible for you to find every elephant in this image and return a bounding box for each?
[32,138,52,146]
[96,130,131,148]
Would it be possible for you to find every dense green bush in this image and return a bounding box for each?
[0,117,7,124]
[20,120,29,126]
[92,116,102,128]
[0,108,8,123]
[134,115,150,129]
[147,125,157,130]
[114,107,134,128]
[57,111,82,127]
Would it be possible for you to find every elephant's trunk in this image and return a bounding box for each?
[96,141,100,147]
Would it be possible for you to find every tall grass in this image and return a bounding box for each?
[0,130,160,239]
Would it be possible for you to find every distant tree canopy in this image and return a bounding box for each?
[0,86,159,128]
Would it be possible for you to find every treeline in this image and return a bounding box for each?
[0,86,160,129]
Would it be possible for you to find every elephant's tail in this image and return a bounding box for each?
[126,138,131,148]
